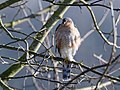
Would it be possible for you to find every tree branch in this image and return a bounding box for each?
[0,0,76,82]
[0,0,22,10]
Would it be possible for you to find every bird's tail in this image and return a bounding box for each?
[63,62,71,81]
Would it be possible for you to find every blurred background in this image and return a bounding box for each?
[0,0,120,90]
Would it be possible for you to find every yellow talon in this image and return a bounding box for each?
[64,57,70,64]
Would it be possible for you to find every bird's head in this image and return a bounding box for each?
[62,17,74,27]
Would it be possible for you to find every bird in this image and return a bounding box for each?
[55,17,81,81]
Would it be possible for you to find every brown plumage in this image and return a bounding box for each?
[55,18,81,60]
[55,17,81,81]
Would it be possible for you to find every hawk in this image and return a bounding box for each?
[55,17,81,81]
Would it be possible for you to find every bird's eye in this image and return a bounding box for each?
[62,18,67,24]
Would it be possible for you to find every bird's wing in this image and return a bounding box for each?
[55,24,62,56]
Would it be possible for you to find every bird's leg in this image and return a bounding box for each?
[64,57,69,64]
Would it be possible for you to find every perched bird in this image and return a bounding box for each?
[55,17,81,81]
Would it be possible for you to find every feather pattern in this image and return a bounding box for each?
[55,17,81,81]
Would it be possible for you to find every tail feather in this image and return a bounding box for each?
[63,63,71,81]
